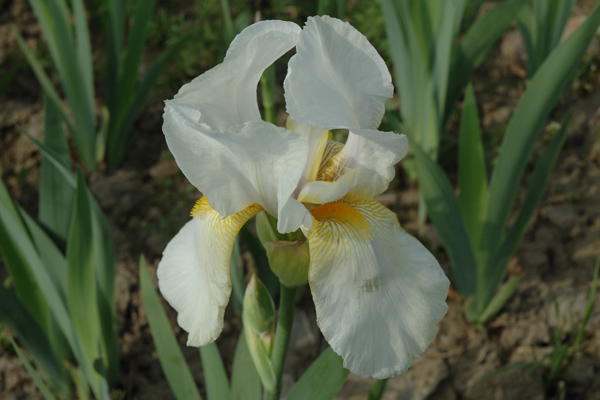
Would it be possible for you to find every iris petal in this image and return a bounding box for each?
[307,197,449,378]
[163,111,308,221]
[284,15,393,130]
[172,20,300,130]
[157,198,263,346]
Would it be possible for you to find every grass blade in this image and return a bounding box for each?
[66,169,103,395]
[117,0,157,111]
[39,94,73,248]
[200,343,231,400]
[139,255,202,400]
[409,137,477,300]
[446,0,526,122]
[230,330,261,400]
[0,183,49,330]
[0,286,70,398]
[479,4,600,278]
[12,341,59,400]
[458,84,487,247]
[107,31,191,165]
[286,347,348,400]
[489,114,571,293]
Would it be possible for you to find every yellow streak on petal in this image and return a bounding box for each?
[191,197,263,242]
[310,201,374,242]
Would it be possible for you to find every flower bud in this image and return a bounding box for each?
[263,239,310,287]
[243,274,276,390]
[255,211,309,287]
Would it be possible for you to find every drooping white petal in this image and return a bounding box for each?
[341,130,408,197]
[173,21,300,130]
[157,198,263,346]
[307,198,449,378]
[163,107,308,219]
[284,15,393,130]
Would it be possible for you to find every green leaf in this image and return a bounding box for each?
[117,0,157,112]
[286,347,348,400]
[39,94,73,248]
[458,84,487,247]
[139,255,202,400]
[368,379,387,400]
[230,331,261,400]
[479,3,600,292]
[445,0,526,122]
[0,287,70,398]
[200,343,230,400]
[488,114,571,293]
[409,137,477,301]
[12,28,76,141]
[12,341,59,400]
[0,183,49,331]
[89,194,118,386]
[0,182,93,395]
[66,169,103,394]
[14,121,76,187]
[107,31,191,165]
[25,0,97,169]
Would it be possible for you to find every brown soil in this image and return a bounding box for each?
[1,0,600,399]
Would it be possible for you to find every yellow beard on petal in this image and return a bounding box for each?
[310,201,374,242]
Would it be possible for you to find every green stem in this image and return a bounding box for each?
[264,284,296,400]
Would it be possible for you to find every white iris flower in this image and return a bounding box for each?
[158,16,449,379]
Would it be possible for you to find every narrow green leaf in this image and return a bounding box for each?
[286,347,348,400]
[39,94,73,248]
[200,343,230,400]
[107,31,191,165]
[89,194,118,386]
[230,331,261,400]
[409,137,477,300]
[0,184,94,396]
[476,273,524,326]
[66,169,102,395]
[72,0,95,119]
[26,0,97,169]
[12,341,58,400]
[0,185,49,330]
[446,0,526,122]
[139,255,202,400]
[480,4,600,281]
[117,0,157,111]
[17,207,67,304]
[11,28,76,139]
[368,379,387,400]
[0,287,70,398]
[458,84,487,247]
[14,122,76,187]
[489,114,571,293]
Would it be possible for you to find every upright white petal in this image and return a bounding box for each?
[342,130,408,197]
[284,16,393,130]
[158,198,263,346]
[307,198,449,378]
[173,21,301,130]
[163,108,308,219]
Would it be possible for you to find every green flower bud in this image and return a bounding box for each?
[243,275,277,390]
[256,211,310,287]
[263,239,310,287]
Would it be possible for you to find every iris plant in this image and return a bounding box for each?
[158,16,449,379]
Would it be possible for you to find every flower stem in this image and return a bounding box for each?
[264,284,296,400]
